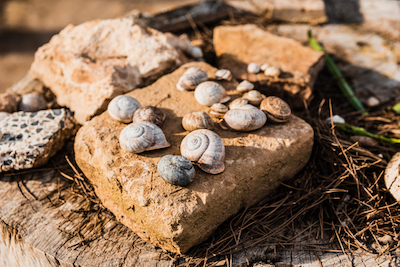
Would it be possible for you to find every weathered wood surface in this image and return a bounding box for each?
[0,146,394,266]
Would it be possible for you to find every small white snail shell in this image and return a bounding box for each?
[181,129,225,174]
[133,106,166,127]
[236,80,254,93]
[18,93,47,112]
[247,63,261,74]
[176,67,208,91]
[215,69,232,81]
[0,112,10,122]
[366,96,380,107]
[264,66,280,77]
[157,155,196,186]
[209,103,228,119]
[182,111,214,132]
[260,96,291,123]
[229,98,249,110]
[242,90,265,106]
[119,121,170,153]
[260,63,270,71]
[194,81,230,106]
[223,104,267,131]
[108,95,141,123]
[186,45,203,59]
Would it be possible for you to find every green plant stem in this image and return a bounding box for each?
[308,31,367,115]
[334,123,400,144]
[391,102,400,114]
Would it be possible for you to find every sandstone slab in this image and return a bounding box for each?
[29,17,200,124]
[213,24,325,108]
[0,109,76,172]
[274,24,400,105]
[227,0,327,24]
[74,62,314,254]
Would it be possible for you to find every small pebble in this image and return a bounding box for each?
[18,93,47,112]
[247,63,260,74]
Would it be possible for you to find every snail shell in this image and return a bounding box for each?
[260,96,291,123]
[264,66,280,77]
[247,63,261,74]
[119,121,170,153]
[182,111,214,132]
[157,155,195,186]
[18,93,47,112]
[181,129,225,174]
[194,81,230,106]
[0,112,10,122]
[223,104,267,131]
[260,63,270,71]
[229,98,249,110]
[236,80,254,93]
[108,95,141,123]
[133,106,166,127]
[186,45,203,59]
[209,103,228,119]
[176,67,208,91]
[242,90,265,106]
[215,69,232,81]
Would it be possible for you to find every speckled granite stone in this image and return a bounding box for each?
[0,109,76,172]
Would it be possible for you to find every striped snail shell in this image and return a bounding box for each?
[181,129,225,174]
[247,63,261,74]
[194,81,230,106]
[229,98,249,110]
[18,93,47,112]
[158,155,195,186]
[209,103,228,119]
[108,95,141,123]
[236,80,254,93]
[260,96,291,123]
[215,69,232,81]
[176,67,208,91]
[223,104,266,131]
[242,90,265,106]
[182,111,214,132]
[119,121,170,153]
[133,106,166,127]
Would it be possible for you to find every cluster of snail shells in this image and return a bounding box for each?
[247,62,281,77]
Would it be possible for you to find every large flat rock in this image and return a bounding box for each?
[213,24,325,108]
[74,62,314,254]
[29,17,197,124]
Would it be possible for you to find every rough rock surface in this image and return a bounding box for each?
[227,0,327,24]
[0,92,18,113]
[0,109,76,172]
[29,17,199,124]
[385,152,400,202]
[213,24,325,108]
[74,62,314,254]
[274,24,400,105]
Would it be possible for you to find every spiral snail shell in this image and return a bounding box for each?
[133,106,166,127]
[157,155,196,186]
[182,111,214,132]
[181,129,225,174]
[215,69,232,81]
[108,95,141,123]
[119,121,170,153]
[242,90,265,106]
[209,103,228,119]
[176,67,208,91]
[229,98,249,110]
[18,93,47,112]
[223,104,267,131]
[247,63,261,74]
[260,96,291,123]
[194,81,230,106]
[236,80,254,93]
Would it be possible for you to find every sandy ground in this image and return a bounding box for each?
[0,0,202,93]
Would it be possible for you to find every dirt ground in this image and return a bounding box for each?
[0,0,202,94]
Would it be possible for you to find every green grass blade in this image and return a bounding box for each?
[334,122,400,144]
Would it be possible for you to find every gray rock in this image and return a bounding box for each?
[0,109,76,172]
[29,17,197,124]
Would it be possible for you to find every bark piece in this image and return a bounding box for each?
[74,61,314,254]
[29,17,197,124]
[213,24,325,108]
